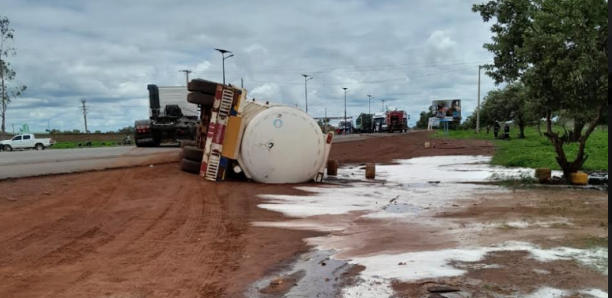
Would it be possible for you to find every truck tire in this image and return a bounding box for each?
[183,146,204,162]
[3,145,12,152]
[187,92,215,107]
[188,79,218,95]
[180,140,198,148]
[181,158,201,174]
[35,143,45,151]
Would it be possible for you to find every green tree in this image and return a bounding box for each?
[415,111,430,130]
[0,16,27,138]
[482,83,535,139]
[117,126,135,135]
[474,0,608,180]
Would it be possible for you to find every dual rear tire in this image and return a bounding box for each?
[180,145,203,174]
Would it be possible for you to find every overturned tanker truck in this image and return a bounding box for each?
[180,79,334,184]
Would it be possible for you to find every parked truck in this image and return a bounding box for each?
[134,85,200,147]
[179,79,334,184]
[355,113,373,133]
[0,134,55,151]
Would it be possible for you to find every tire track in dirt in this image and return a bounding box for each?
[0,178,118,268]
[0,171,136,298]
[194,185,250,297]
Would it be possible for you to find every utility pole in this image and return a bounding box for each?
[343,88,349,135]
[302,74,314,114]
[381,99,386,112]
[12,123,14,134]
[1,56,5,138]
[477,65,483,134]
[179,69,192,86]
[241,78,244,88]
[81,98,88,134]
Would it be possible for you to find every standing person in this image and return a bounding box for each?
[504,123,511,140]
[494,122,501,139]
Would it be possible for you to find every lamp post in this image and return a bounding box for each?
[343,87,349,135]
[368,95,374,132]
[302,74,314,114]
[215,48,234,85]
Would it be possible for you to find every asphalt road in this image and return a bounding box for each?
[0,146,181,180]
[0,132,409,180]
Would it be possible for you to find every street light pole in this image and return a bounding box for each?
[215,48,234,85]
[477,65,483,134]
[302,74,314,114]
[368,95,374,132]
[343,87,349,135]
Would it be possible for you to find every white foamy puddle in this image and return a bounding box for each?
[254,156,608,297]
[523,288,609,298]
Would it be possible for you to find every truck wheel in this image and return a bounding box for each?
[181,158,201,174]
[188,79,218,95]
[4,145,12,152]
[180,140,198,148]
[35,143,45,151]
[187,92,215,107]
[183,146,204,162]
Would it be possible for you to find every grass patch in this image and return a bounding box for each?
[436,126,608,171]
[51,141,122,149]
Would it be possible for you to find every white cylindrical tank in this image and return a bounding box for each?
[238,104,326,184]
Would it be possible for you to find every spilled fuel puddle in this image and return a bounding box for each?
[249,156,609,297]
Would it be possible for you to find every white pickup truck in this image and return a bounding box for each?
[0,134,55,151]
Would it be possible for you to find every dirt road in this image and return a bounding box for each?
[0,165,322,298]
[0,131,607,298]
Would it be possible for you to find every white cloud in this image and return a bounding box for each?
[0,0,498,132]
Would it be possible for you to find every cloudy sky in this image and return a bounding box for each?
[1,0,498,133]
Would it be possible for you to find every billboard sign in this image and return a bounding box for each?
[431,99,461,122]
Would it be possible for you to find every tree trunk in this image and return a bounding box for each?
[517,117,526,139]
[544,111,571,183]
[536,120,543,137]
[570,121,586,143]
[544,107,605,184]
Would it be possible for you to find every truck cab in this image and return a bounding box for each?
[135,85,199,147]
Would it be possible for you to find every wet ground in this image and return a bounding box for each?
[0,132,606,298]
[253,156,609,298]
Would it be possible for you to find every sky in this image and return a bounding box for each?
[0,0,498,133]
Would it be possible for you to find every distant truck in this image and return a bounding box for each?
[372,113,388,132]
[355,113,373,133]
[134,85,200,147]
[386,110,409,133]
[0,134,55,151]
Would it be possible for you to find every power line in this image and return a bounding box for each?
[189,58,492,76]
[244,65,483,86]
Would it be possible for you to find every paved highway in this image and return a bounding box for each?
[0,146,181,180]
[0,133,406,180]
